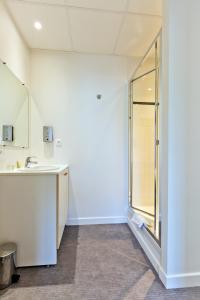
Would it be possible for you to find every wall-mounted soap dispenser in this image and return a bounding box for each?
[2,125,14,142]
[43,126,53,143]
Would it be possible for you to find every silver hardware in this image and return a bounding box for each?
[2,125,14,142]
[0,243,17,290]
[43,126,53,143]
[25,156,38,168]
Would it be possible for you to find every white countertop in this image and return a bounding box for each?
[0,164,68,175]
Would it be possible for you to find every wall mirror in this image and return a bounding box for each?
[0,60,29,148]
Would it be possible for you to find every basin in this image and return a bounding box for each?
[17,165,60,172]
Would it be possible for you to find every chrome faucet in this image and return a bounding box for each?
[25,156,38,168]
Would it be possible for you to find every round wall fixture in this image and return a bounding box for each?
[96,94,102,100]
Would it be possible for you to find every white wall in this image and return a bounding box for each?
[160,0,200,288]
[161,0,189,277]
[30,50,138,224]
[187,0,200,275]
[0,1,29,84]
[0,0,138,224]
[0,1,30,169]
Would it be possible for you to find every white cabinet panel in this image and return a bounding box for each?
[57,169,69,249]
[0,167,69,267]
[0,175,57,267]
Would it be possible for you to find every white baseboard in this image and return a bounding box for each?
[128,211,200,289]
[159,268,200,289]
[127,215,161,275]
[67,216,128,225]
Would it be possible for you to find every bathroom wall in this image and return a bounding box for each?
[0,0,139,224]
[30,50,138,224]
[160,0,200,288]
[161,0,189,285]
[0,1,30,168]
[0,1,29,84]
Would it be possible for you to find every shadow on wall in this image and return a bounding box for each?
[67,168,79,224]
[13,226,79,288]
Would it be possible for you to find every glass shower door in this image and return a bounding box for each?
[129,36,161,240]
[132,102,155,217]
[131,69,157,235]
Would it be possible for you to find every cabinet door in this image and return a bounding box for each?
[57,169,69,249]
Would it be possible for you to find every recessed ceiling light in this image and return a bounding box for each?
[34,21,42,30]
[147,88,152,91]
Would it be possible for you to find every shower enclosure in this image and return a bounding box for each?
[129,34,161,241]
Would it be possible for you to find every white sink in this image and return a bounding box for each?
[17,165,61,172]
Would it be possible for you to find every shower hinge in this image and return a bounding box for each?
[156,140,160,146]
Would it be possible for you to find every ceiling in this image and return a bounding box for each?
[5,0,162,57]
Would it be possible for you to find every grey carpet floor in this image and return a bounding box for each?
[1,224,200,300]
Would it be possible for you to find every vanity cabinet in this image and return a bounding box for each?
[0,166,69,267]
